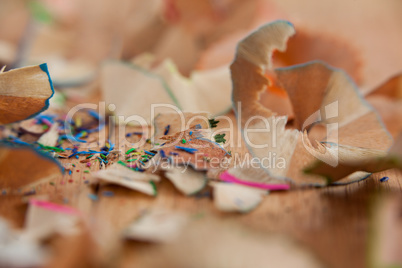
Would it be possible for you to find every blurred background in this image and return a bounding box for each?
[1,0,401,90]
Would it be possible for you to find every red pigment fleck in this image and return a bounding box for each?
[163,0,180,23]
[76,170,80,172]
[68,179,73,183]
